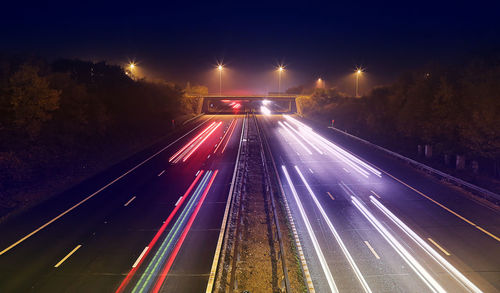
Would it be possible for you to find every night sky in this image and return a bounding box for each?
[2,1,500,94]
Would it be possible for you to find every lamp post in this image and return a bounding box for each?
[278,66,284,94]
[218,64,223,96]
[355,68,362,97]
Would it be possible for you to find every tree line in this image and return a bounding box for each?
[295,53,500,179]
[0,55,197,215]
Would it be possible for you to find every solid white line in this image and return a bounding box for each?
[132,246,149,268]
[206,117,245,293]
[157,170,165,176]
[0,117,213,256]
[364,241,380,259]
[54,245,82,268]
[124,196,136,207]
[174,196,183,206]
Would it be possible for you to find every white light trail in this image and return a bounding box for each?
[283,115,382,177]
[370,196,482,293]
[283,121,323,154]
[351,196,445,293]
[281,165,338,293]
[278,121,312,155]
[294,166,372,293]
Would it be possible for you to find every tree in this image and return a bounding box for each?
[8,64,60,139]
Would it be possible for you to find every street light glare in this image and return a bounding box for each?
[129,63,135,69]
[278,66,284,72]
[218,65,223,71]
[357,69,361,74]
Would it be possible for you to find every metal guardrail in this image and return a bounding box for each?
[329,127,500,203]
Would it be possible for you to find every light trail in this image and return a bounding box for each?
[169,122,216,163]
[283,115,382,177]
[295,166,372,293]
[370,196,482,293]
[213,119,235,153]
[283,121,324,154]
[115,170,205,293]
[281,165,339,293]
[182,122,222,162]
[221,119,238,154]
[132,171,213,293]
[351,196,445,293]
[152,170,219,293]
[278,121,312,155]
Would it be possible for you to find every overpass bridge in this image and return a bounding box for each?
[189,95,299,114]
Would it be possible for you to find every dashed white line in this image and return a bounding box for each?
[427,238,451,256]
[54,245,82,268]
[0,118,212,256]
[124,196,136,207]
[196,170,200,176]
[175,196,183,206]
[157,170,165,177]
[364,241,380,259]
[343,167,350,173]
[370,190,381,198]
[309,168,314,173]
[132,246,149,268]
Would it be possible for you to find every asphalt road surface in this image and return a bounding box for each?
[0,114,243,293]
[1,112,498,293]
[258,114,499,293]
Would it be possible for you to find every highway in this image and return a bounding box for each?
[0,111,498,293]
[258,114,500,292]
[0,115,243,292]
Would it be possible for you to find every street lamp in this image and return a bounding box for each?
[217,64,223,96]
[355,68,363,97]
[128,62,137,80]
[277,66,284,94]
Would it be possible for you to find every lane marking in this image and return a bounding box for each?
[352,197,445,293]
[174,196,183,206]
[132,247,149,268]
[206,117,244,293]
[54,245,82,268]
[0,117,213,256]
[152,170,219,293]
[382,170,500,243]
[371,196,480,292]
[124,196,136,207]
[283,166,339,293]
[343,167,350,173]
[427,238,451,256]
[115,170,206,293]
[157,170,165,177]
[370,190,381,199]
[364,241,380,259]
[327,192,335,200]
[309,168,314,173]
[295,166,371,292]
[196,170,200,176]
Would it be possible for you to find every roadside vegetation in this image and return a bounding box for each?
[295,53,500,191]
[0,55,198,218]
